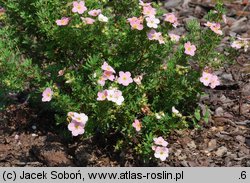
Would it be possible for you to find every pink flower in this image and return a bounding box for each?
[97,76,106,86]
[158,35,165,44]
[113,90,124,105]
[200,71,220,89]
[184,41,196,56]
[204,21,214,27]
[71,112,88,124]
[42,88,53,102]
[209,75,220,89]
[117,71,133,86]
[164,13,179,27]
[97,90,107,101]
[145,16,160,29]
[72,1,87,14]
[231,40,243,49]
[199,71,213,86]
[132,119,142,132]
[88,9,101,17]
[101,62,116,73]
[127,17,143,30]
[210,23,223,35]
[147,29,158,40]
[154,146,169,161]
[139,0,151,7]
[58,69,65,76]
[205,22,223,35]
[153,136,168,147]
[147,30,165,44]
[168,33,180,42]
[98,14,108,22]
[133,75,143,85]
[143,6,156,17]
[67,112,75,118]
[81,17,95,24]
[68,120,85,136]
[103,71,115,81]
[152,145,156,151]
[106,89,124,105]
[56,17,70,26]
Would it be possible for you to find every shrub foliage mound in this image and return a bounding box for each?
[1,0,227,162]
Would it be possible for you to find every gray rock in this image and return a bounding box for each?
[165,0,182,8]
[215,107,224,116]
[221,73,233,82]
[242,83,250,96]
[215,146,228,157]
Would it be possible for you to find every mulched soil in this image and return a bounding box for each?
[0,0,249,167]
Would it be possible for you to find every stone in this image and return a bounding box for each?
[207,139,217,151]
[221,73,233,82]
[242,83,250,96]
[187,141,197,149]
[165,0,182,8]
[215,146,228,157]
[215,107,224,116]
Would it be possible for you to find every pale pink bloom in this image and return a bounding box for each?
[169,33,180,42]
[106,89,115,102]
[71,112,88,124]
[132,119,142,132]
[58,69,64,76]
[113,90,124,105]
[154,146,169,161]
[147,29,159,40]
[152,145,156,151]
[133,75,143,85]
[145,16,160,29]
[42,88,53,102]
[56,17,70,26]
[103,71,115,81]
[158,34,165,44]
[88,9,101,17]
[68,120,85,136]
[127,17,143,30]
[97,91,107,101]
[184,41,196,56]
[199,71,213,86]
[101,62,116,73]
[231,40,243,49]
[204,21,214,27]
[205,22,223,35]
[209,75,220,89]
[72,1,87,14]
[210,23,223,35]
[147,30,165,44]
[164,13,178,27]
[81,17,95,24]
[98,14,108,22]
[153,136,168,147]
[97,76,106,86]
[139,0,151,7]
[143,6,156,17]
[67,112,75,118]
[105,89,124,105]
[117,71,133,86]
[115,96,124,105]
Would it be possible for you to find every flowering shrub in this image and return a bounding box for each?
[2,0,229,163]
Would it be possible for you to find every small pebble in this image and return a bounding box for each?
[32,125,37,130]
